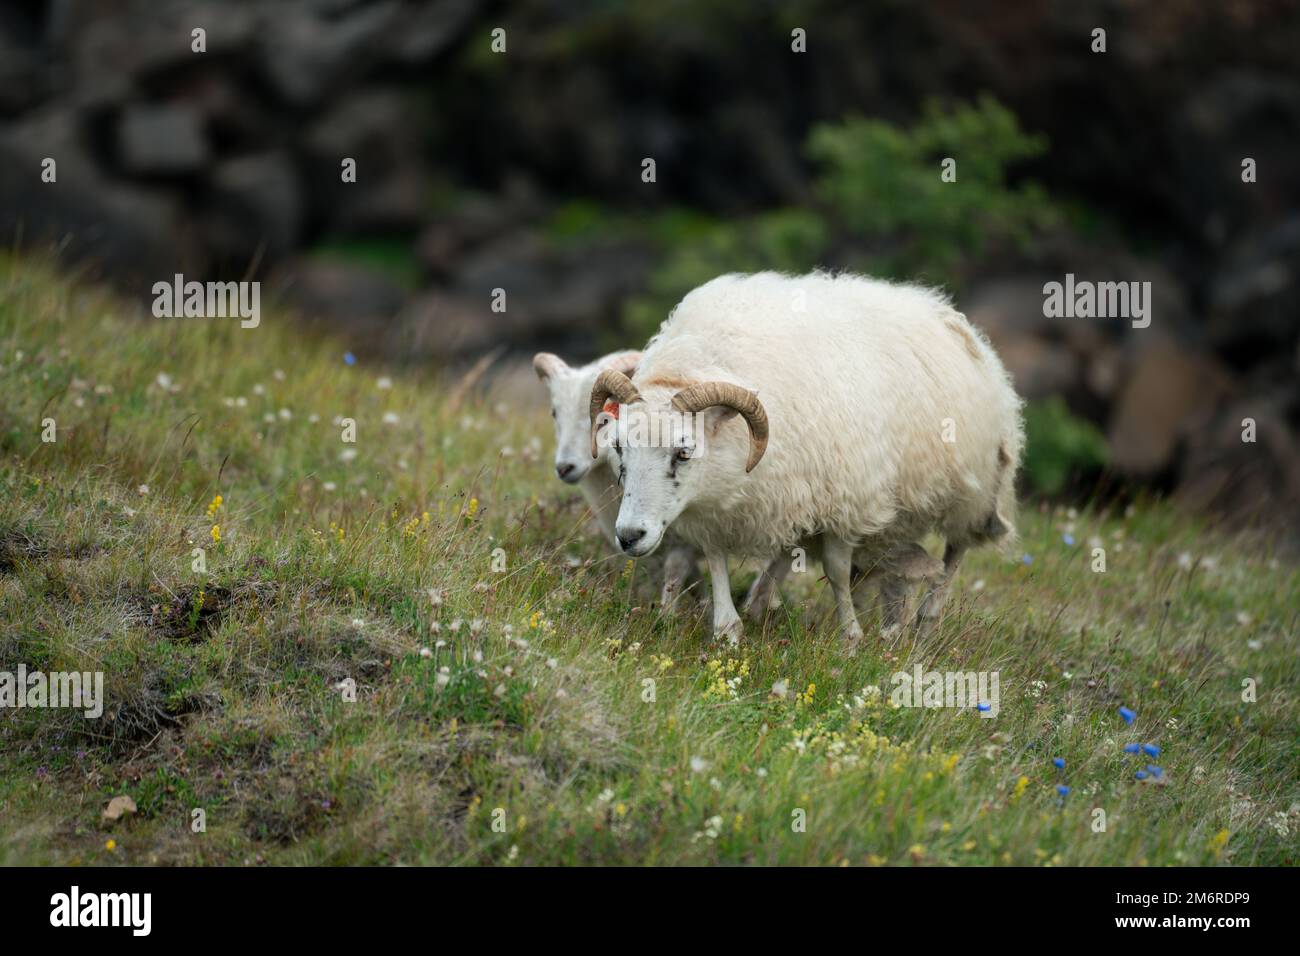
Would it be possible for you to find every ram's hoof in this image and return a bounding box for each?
[715,617,744,646]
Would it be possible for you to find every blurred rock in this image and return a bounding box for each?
[415,188,545,278]
[0,7,47,115]
[1172,72,1300,240]
[448,231,655,345]
[269,255,407,325]
[994,337,1080,401]
[1178,399,1300,526]
[385,0,477,65]
[258,1,400,105]
[303,89,428,234]
[0,109,196,282]
[394,291,515,357]
[203,152,304,260]
[1107,337,1236,476]
[61,0,260,108]
[117,104,209,175]
[1207,216,1300,368]
[965,278,1058,344]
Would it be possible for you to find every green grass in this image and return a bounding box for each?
[0,255,1296,866]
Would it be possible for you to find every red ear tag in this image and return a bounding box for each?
[602,399,620,420]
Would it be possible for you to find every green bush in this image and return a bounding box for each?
[621,95,1059,342]
[1022,396,1109,495]
[619,208,827,344]
[807,94,1057,275]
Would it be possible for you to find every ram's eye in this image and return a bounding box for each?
[674,447,691,463]
[550,408,557,419]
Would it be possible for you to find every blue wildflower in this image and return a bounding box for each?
[1135,770,1148,780]
[1119,706,1136,724]
[1022,553,1033,565]
[1052,757,1065,769]
[1056,785,1070,796]
[1146,765,1163,778]
[1142,743,1160,757]
[977,702,991,712]
[1123,743,1141,754]
[1063,533,1076,546]
[343,352,357,366]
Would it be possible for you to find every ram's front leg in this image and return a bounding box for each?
[705,549,743,645]
[823,534,865,649]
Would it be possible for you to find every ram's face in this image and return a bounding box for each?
[590,370,769,556]
[609,403,718,556]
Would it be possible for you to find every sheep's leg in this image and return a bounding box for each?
[741,552,792,620]
[706,549,743,645]
[876,571,913,640]
[660,546,697,611]
[823,534,865,647]
[850,553,885,617]
[916,542,966,631]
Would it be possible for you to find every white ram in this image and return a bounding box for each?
[589,271,1022,645]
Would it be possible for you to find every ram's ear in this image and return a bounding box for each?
[532,352,568,382]
[602,351,641,378]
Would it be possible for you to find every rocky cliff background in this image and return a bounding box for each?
[1,0,1297,532]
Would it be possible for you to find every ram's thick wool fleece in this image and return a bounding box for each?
[634,271,1024,559]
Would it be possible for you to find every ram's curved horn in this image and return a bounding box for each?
[670,382,769,473]
[588,369,641,458]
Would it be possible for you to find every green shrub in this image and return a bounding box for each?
[1022,396,1109,495]
[807,94,1057,276]
[621,96,1059,342]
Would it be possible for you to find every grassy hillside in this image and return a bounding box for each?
[0,256,1296,866]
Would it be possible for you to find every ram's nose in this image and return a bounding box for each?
[555,461,583,483]
[616,527,647,553]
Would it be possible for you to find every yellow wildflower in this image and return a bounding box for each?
[1011,775,1029,802]
[209,524,220,543]
[795,682,816,709]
